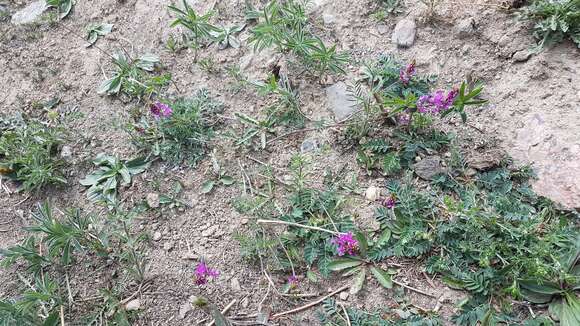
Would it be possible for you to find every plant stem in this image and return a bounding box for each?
[256,219,340,235]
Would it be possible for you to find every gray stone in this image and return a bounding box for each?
[365,186,382,201]
[391,19,416,48]
[125,299,140,311]
[201,225,218,238]
[326,82,355,120]
[455,17,476,39]
[413,156,446,180]
[322,13,335,25]
[178,301,192,319]
[146,193,160,208]
[153,231,162,241]
[339,291,349,301]
[163,241,174,251]
[231,277,242,291]
[60,145,72,160]
[512,50,532,63]
[377,24,389,35]
[11,0,47,25]
[300,138,320,153]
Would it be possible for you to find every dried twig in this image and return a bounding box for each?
[257,219,339,235]
[272,284,349,318]
[392,279,435,298]
[339,303,351,326]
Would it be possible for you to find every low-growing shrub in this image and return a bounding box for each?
[249,0,350,77]
[98,52,171,101]
[519,0,580,50]
[129,90,224,165]
[0,117,66,192]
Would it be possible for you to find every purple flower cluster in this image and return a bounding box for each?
[416,89,458,115]
[399,62,416,86]
[287,274,299,288]
[398,113,411,125]
[194,262,220,285]
[331,232,358,256]
[150,101,173,119]
[381,195,397,209]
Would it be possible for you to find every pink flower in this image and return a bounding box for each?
[416,89,458,115]
[194,262,219,285]
[150,102,173,119]
[399,62,416,86]
[331,232,358,256]
[382,195,396,209]
[288,274,299,288]
[398,113,411,125]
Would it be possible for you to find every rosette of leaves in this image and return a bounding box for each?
[212,25,243,49]
[327,231,398,295]
[46,0,74,19]
[98,52,170,100]
[86,23,113,47]
[0,119,66,192]
[80,154,149,206]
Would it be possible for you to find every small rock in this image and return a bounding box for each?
[465,168,477,177]
[202,225,218,238]
[365,186,382,201]
[240,218,249,225]
[241,297,249,308]
[467,150,504,171]
[11,0,47,25]
[163,241,174,251]
[413,156,446,180]
[60,146,73,160]
[326,82,355,120]
[391,19,416,48]
[182,252,199,260]
[125,299,140,311]
[300,138,320,153]
[231,277,242,292]
[153,231,162,241]
[339,291,349,301]
[377,24,389,35]
[146,193,160,208]
[178,301,192,319]
[322,13,335,25]
[455,17,476,38]
[182,175,195,189]
[512,50,532,63]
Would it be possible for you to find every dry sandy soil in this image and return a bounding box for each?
[0,0,579,325]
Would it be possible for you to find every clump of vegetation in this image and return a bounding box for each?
[0,116,66,192]
[80,154,149,207]
[249,0,349,77]
[371,0,405,21]
[46,0,74,19]
[0,202,147,325]
[168,0,244,60]
[86,23,113,47]
[129,90,223,165]
[519,0,580,50]
[98,52,171,101]
[318,298,443,326]
[168,0,219,61]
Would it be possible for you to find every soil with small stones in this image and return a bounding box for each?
[1,0,579,325]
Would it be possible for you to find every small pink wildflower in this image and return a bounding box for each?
[416,89,458,115]
[194,261,220,285]
[331,232,358,256]
[287,274,299,288]
[399,62,416,86]
[150,102,173,119]
[398,113,411,125]
[382,195,397,209]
